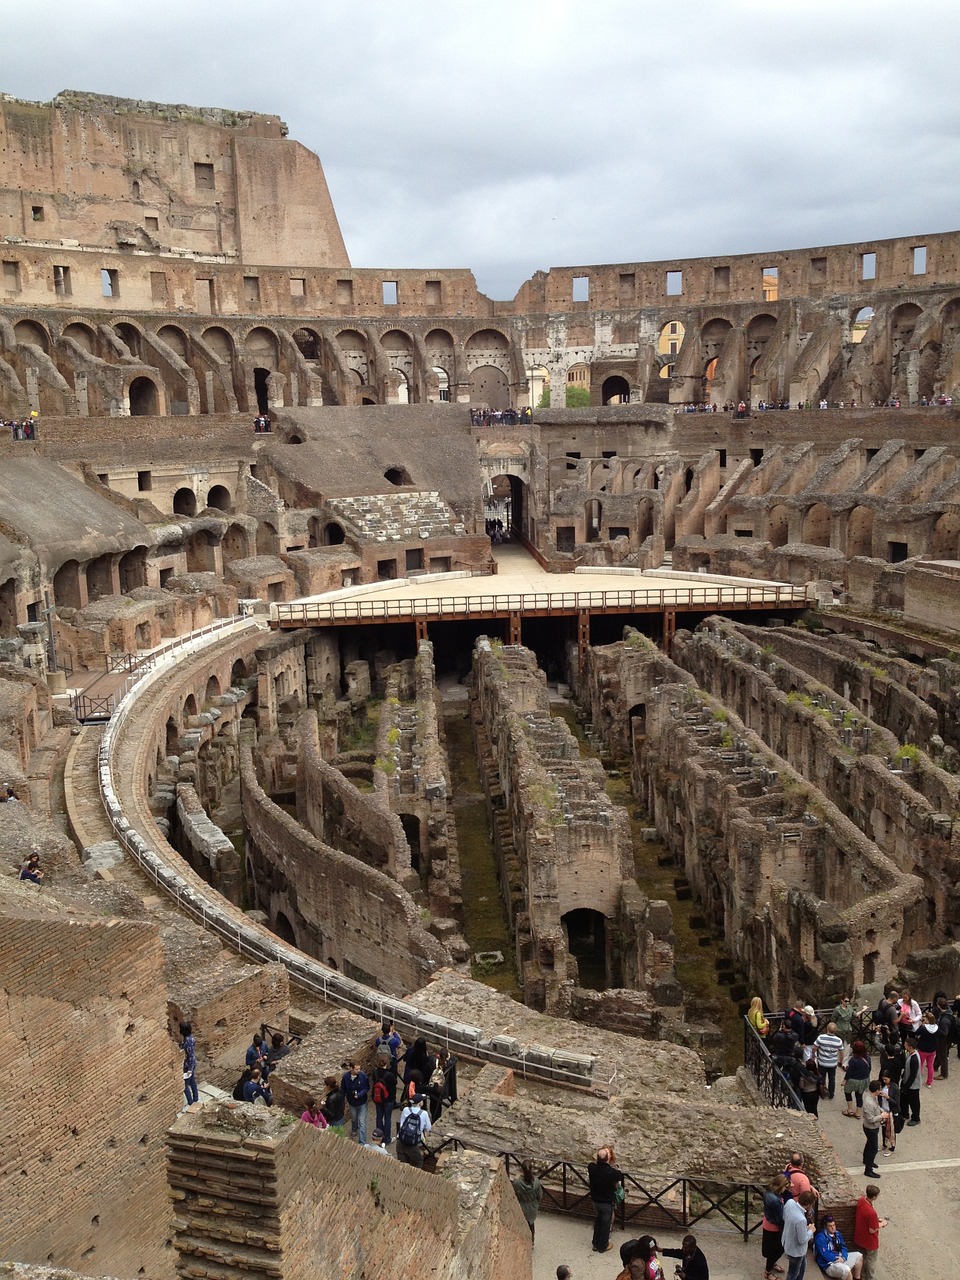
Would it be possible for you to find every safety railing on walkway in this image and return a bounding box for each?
[95,615,597,1092]
[742,1017,805,1110]
[274,580,811,626]
[428,1139,765,1240]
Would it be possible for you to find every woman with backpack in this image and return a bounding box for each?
[372,1056,398,1143]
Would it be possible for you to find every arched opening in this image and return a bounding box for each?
[204,675,221,704]
[292,328,320,360]
[802,503,832,548]
[768,504,790,548]
[585,498,603,542]
[253,367,270,414]
[918,341,940,401]
[287,434,304,445]
[115,323,142,359]
[400,813,422,876]
[183,693,198,720]
[222,523,248,564]
[257,521,279,556]
[166,717,180,756]
[433,366,450,402]
[14,320,50,352]
[487,472,528,542]
[129,376,159,416]
[0,578,16,635]
[562,908,607,989]
[86,554,115,601]
[323,521,346,545]
[185,529,218,573]
[118,547,147,592]
[636,497,653,543]
[157,325,188,358]
[53,559,83,611]
[384,466,412,486]
[851,306,875,344]
[601,375,630,405]
[846,505,874,558]
[63,323,97,353]
[273,911,297,947]
[628,703,646,747]
[930,511,960,559]
[173,487,198,517]
[231,658,250,687]
[202,327,234,361]
[684,467,694,493]
[206,485,232,513]
[469,363,509,409]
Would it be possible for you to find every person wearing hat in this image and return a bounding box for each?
[395,1093,431,1168]
[801,1006,819,1060]
[813,1213,863,1279]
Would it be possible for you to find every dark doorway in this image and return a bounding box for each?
[562,908,607,989]
[129,377,159,415]
[254,367,270,414]
[601,376,630,405]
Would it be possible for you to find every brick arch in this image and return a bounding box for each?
[14,319,50,353]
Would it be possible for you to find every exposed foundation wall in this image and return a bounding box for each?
[167,1103,531,1280]
[241,741,450,991]
[168,962,290,1075]
[0,907,179,1278]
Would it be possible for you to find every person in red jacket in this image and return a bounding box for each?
[853,1185,887,1280]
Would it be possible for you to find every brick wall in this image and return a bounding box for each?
[0,906,178,1277]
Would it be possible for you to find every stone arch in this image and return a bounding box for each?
[488,472,529,541]
[231,658,250,686]
[166,717,180,756]
[62,322,97,352]
[157,325,188,357]
[930,511,960,559]
[585,498,603,542]
[222,523,249,564]
[768,503,790,548]
[746,313,777,339]
[601,375,630,405]
[273,911,297,947]
[185,528,218,573]
[851,306,875,344]
[323,521,346,545]
[244,326,279,368]
[128,375,160,416]
[86,553,115,600]
[468,364,509,409]
[918,341,940,401]
[636,495,654,542]
[14,320,50,352]
[658,319,685,356]
[292,327,321,360]
[206,484,232,513]
[425,328,455,386]
[202,326,234,361]
[257,520,279,556]
[846,505,874,558]
[802,502,832,548]
[115,322,143,358]
[118,547,148,592]
[381,329,413,354]
[204,674,221,704]
[463,328,510,371]
[0,577,16,635]
[173,487,198,517]
[183,693,198,721]
[53,559,83,610]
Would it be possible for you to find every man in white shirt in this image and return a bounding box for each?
[783,1189,816,1280]
[814,1022,845,1099]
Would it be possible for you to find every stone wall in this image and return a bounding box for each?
[241,740,451,991]
[0,903,178,1277]
[167,1102,531,1280]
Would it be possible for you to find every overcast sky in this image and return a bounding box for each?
[3,1,959,300]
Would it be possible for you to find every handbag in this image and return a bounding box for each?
[614,1181,626,1205]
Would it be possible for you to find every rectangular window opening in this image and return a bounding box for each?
[714,265,730,291]
[2,261,20,294]
[734,528,754,538]
[888,541,908,564]
[145,215,159,231]
[382,280,398,306]
[602,450,617,459]
[243,275,260,305]
[290,277,305,299]
[618,272,635,302]
[750,448,764,466]
[194,162,215,191]
[572,275,589,302]
[377,558,398,581]
[762,266,779,301]
[810,256,827,283]
[429,556,451,573]
[666,270,683,297]
[31,205,44,222]
[718,449,727,467]
[336,279,354,307]
[913,245,927,275]
[425,280,442,307]
[159,567,174,588]
[405,548,424,572]
[150,271,168,303]
[101,268,119,298]
[137,470,153,492]
[861,252,877,281]
[53,265,72,297]
[865,448,879,463]
[556,526,576,553]
[97,473,109,485]
[609,527,630,540]
[195,277,214,312]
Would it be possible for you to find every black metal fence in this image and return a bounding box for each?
[742,1017,805,1110]
[426,1139,765,1240]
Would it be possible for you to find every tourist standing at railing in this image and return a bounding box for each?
[877,1024,904,1086]
[841,1041,871,1117]
[897,987,921,1042]
[813,1021,844,1100]
[510,1160,543,1241]
[830,995,860,1054]
[800,1006,819,1060]
[934,996,954,1078]
[587,1145,624,1254]
[761,1173,790,1280]
[748,995,770,1037]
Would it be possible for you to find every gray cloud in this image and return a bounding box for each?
[3,0,959,298]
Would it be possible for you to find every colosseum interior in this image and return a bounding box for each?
[4,90,960,1280]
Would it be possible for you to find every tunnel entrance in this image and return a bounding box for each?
[562,908,607,989]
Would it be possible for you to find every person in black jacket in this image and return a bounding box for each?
[587,1145,624,1254]
[661,1234,709,1280]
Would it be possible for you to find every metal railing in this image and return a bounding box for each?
[273,580,811,626]
[95,616,598,1092]
[428,1139,765,1240]
[742,1017,805,1110]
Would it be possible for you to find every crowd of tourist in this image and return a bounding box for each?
[3,415,38,440]
[252,413,271,433]
[470,407,532,426]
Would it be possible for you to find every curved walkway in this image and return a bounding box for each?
[90,615,596,1089]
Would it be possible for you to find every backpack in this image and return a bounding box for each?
[428,1063,445,1090]
[398,1109,422,1146]
[373,1080,389,1105]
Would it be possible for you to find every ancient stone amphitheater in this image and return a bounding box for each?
[3,90,960,1280]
